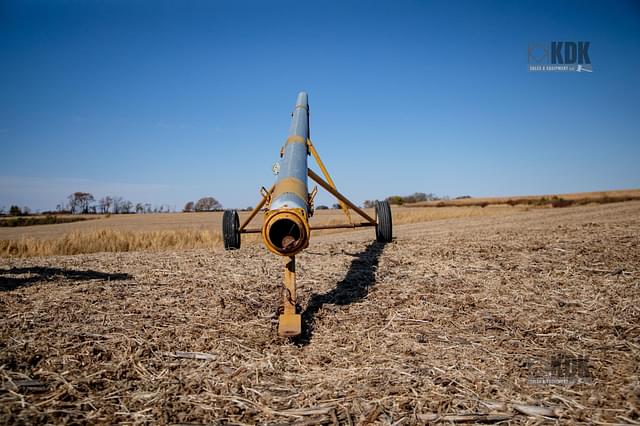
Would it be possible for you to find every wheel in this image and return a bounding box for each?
[222,210,241,250]
[375,200,392,243]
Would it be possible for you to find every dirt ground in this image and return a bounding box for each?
[1,201,639,424]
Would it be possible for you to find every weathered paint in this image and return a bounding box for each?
[270,92,309,211]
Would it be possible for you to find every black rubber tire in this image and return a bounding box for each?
[222,210,241,250]
[375,200,392,243]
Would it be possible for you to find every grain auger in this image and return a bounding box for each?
[222,92,392,337]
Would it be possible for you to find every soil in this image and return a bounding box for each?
[1,201,639,424]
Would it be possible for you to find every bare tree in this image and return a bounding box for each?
[195,197,222,212]
[183,201,195,212]
[135,203,144,214]
[112,196,124,214]
[68,192,95,214]
[98,196,113,214]
[120,200,133,214]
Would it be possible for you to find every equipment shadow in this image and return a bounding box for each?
[295,241,387,345]
[0,267,132,291]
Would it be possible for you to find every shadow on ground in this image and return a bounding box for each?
[295,241,387,345]
[0,267,132,291]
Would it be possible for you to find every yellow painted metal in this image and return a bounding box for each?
[281,135,307,156]
[306,139,353,224]
[278,256,301,337]
[285,135,306,146]
[261,207,310,256]
[308,185,318,216]
[271,176,307,201]
[239,184,275,231]
[308,168,377,224]
[311,222,375,230]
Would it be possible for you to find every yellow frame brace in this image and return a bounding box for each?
[239,184,275,232]
[307,139,353,225]
[308,168,377,224]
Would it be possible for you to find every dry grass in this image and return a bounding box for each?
[0,206,526,257]
[1,190,637,258]
[1,201,638,424]
[0,229,226,257]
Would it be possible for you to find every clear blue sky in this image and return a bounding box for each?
[1,0,639,211]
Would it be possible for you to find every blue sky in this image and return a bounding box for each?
[1,0,639,211]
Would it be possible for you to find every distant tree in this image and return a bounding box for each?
[413,192,428,202]
[386,195,404,205]
[135,203,145,214]
[363,200,375,208]
[121,200,133,214]
[316,205,329,210]
[332,203,341,209]
[195,197,222,212]
[22,206,31,215]
[0,206,5,215]
[144,203,152,213]
[111,196,125,214]
[67,192,95,214]
[183,201,195,212]
[9,205,22,216]
[98,196,113,214]
[403,194,417,204]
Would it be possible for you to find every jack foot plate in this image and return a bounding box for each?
[278,313,301,337]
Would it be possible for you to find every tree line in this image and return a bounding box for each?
[63,192,168,214]
[2,189,460,217]
[182,197,223,212]
[362,192,445,207]
[0,192,223,216]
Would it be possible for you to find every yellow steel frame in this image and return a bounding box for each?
[239,184,274,233]
[306,139,353,225]
[307,168,377,225]
[238,138,378,337]
[278,256,301,336]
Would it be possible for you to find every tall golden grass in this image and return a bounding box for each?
[0,229,223,257]
[0,205,526,257]
[3,189,637,258]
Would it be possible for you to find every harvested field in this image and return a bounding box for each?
[1,201,639,424]
[0,205,527,257]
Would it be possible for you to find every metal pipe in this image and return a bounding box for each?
[271,92,309,211]
[261,92,311,256]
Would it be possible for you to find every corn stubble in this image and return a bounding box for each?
[1,201,639,423]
